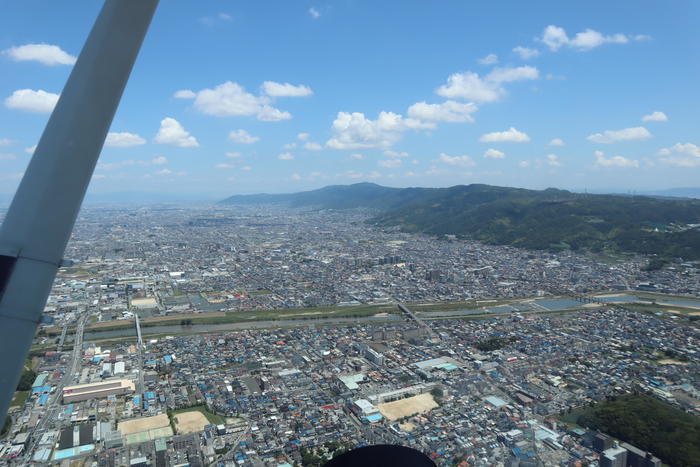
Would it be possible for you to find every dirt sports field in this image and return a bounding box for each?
[118,414,170,435]
[174,411,210,434]
[378,393,438,421]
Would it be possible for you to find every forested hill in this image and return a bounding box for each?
[222,183,700,259]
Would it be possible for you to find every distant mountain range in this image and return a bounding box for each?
[222,183,700,260]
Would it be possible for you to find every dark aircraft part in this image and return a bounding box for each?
[323,445,437,467]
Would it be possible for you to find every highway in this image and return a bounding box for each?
[21,311,87,463]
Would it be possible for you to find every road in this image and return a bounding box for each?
[20,311,87,463]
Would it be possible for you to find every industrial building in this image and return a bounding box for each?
[62,379,135,403]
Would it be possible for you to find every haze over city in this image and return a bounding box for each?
[1,1,699,198]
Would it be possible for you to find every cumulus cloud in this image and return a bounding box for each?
[519,160,531,168]
[151,156,167,165]
[379,159,402,168]
[587,126,651,144]
[479,127,531,143]
[291,173,302,180]
[278,152,295,160]
[436,66,539,102]
[262,81,313,97]
[181,81,298,121]
[3,43,76,66]
[384,150,409,158]
[326,111,432,149]
[350,153,365,160]
[594,150,639,168]
[642,111,668,122]
[154,118,199,147]
[105,132,146,147]
[228,129,260,144]
[657,143,700,167]
[309,7,320,19]
[548,138,565,147]
[297,133,310,141]
[513,46,540,60]
[225,152,241,158]
[156,168,172,175]
[407,100,478,123]
[539,25,636,52]
[5,89,59,113]
[477,53,498,65]
[483,148,505,159]
[174,89,196,99]
[439,153,476,167]
[546,154,561,166]
[216,162,235,169]
[304,142,322,150]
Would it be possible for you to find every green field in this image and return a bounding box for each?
[10,391,29,408]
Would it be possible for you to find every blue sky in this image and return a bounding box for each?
[1,1,699,199]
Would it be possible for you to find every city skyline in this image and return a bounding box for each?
[1,1,699,197]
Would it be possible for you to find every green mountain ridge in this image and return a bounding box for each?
[221,183,700,259]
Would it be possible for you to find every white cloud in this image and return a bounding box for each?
[25,145,37,154]
[151,156,167,165]
[225,152,241,158]
[3,43,76,66]
[0,138,13,146]
[657,143,700,167]
[540,25,634,52]
[187,81,291,121]
[297,133,310,140]
[379,159,402,168]
[513,46,540,60]
[105,132,146,147]
[587,126,651,144]
[228,129,260,144]
[174,89,196,99]
[5,89,59,113]
[291,173,302,180]
[283,142,297,149]
[309,7,321,19]
[477,53,498,65]
[487,66,539,83]
[257,105,293,121]
[350,153,365,160]
[479,127,530,143]
[0,153,17,160]
[436,66,538,102]
[216,162,235,169]
[548,138,565,147]
[407,100,478,123]
[218,13,232,21]
[642,111,668,122]
[483,148,505,159]
[439,153,476,167]
[519,160,531,168]
[156,168,172,175]
[304,142,322,150]
[261,81,313,97]
[384,150,409,158]
[278,152,295,160]
[326,111,432,149]
[546,154,561,166]
[241,165,252,171]
[92,174,106,180]
[154,118,199,147]
[594,150,639,168]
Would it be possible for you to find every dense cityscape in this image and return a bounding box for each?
[1,206,698,466]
